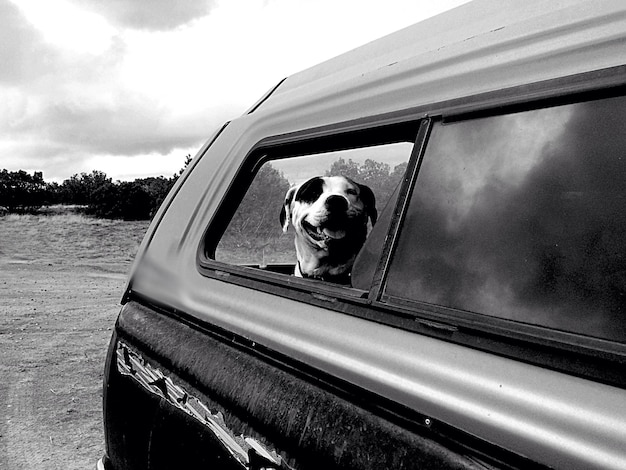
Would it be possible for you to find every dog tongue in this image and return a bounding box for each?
[322,227,346,239]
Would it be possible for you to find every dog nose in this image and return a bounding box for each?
[325,195,348,212]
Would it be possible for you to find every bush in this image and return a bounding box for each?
[59,170,112,206]
[88,181,154,220]
[135,176,176,218]
[0,170,49,213]
[60,171,178,220]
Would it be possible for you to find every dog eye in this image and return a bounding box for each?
[296,177,324,203]
[346,188,358,196]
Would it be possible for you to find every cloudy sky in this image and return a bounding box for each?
[1,0,469,182]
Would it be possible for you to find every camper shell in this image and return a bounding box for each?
[99,1,626,469]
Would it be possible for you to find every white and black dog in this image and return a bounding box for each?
[279,176,377,284]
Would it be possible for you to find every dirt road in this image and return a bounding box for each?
[0,212,149,469]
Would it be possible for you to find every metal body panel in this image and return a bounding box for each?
[260,0,626,122]
[129,271,626,470]
[106,301,500,470]
[121,1,626,468]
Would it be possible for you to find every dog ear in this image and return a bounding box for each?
[279,186,297,232]
[358,183,378,226]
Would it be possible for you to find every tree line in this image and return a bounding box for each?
[218,157,407,263]
[225,157,407,244]
[0,155,191,220]
[1,156,406,225]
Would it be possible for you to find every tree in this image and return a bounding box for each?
[325,158,362,181]
[87,181,153,220]
[219,163,291,262]
[326,158,407,210]
[136,176,176,217]
[229,164,290,239]
[177,154,193,177]
[0,170,49,213]
[60,170,112,205]
[1,152,192,219]
[45,181,62,205]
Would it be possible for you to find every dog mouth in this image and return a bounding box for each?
[302,220,346,242]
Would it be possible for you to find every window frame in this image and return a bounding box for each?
[198,65,626,388]
[200,116,424,301]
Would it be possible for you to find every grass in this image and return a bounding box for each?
[1,209,148,270]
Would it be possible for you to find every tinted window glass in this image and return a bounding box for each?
[385,96,626,342]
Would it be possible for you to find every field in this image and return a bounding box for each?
[0,209,150,469]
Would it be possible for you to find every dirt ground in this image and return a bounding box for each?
[0,211,149,469]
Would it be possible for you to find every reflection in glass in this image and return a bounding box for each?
[385,96,626,342]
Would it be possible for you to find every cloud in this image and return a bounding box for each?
[8,0,118,55]
[1,0,472,182]
[69,0,217,31]
[0,0,229,180]
[12,94,211,155]
[84,150,193,182]
[2,88,223,183]
[0,1,53,84]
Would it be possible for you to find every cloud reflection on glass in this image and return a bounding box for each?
[386,96,626,342]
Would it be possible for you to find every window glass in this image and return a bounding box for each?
[385,96,626,342]
[215,143,412,278]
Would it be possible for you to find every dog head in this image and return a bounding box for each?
[279,176,377,283]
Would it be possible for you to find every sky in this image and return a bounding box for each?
[1,0,470,183]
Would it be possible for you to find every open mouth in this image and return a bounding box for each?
[302,220,346,242]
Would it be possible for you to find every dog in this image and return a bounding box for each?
[279,176,377,284]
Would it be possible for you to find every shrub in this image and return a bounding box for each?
[0,170,48,213]
[88,181,153,220]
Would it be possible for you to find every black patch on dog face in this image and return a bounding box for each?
[295,177,325,204]
[279,186,297,230]
[279,205,287,229]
